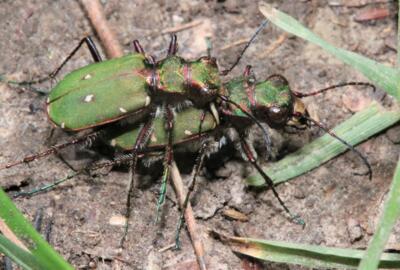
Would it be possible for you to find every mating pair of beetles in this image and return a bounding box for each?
[2,23,374,247]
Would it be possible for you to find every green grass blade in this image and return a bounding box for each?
[0,188,73,270]
[258,2,400,100]
[246,103,400,186]
[0,234,47,270]
[358,4,400,269]
[218,234,400,269]
[357,159,400,270]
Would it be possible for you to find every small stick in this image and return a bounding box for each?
[80,0,123,58]
[260,33,287,58]
[220,38,250,51]
[80,1,207,268]
[170,161,207,270]
[161,20,203,35]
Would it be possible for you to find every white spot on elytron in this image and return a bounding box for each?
[84,94,94,103]
[145,96,151,106]
[110,139,116,146]
[184,130,192,136]
[61,122,65,129]
[83,74,92,80]
[46,97,50,103]
[119,107,127,113]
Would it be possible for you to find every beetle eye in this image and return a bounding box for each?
[267,106,288,125]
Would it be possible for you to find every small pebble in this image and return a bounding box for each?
[386,125,400,144]
[347,218,363,243]
[109,215,126,226]
[293,187,306,199]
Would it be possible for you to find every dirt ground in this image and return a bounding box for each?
[0,1,399,269]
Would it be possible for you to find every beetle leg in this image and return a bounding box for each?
[49,36,102,79]
[174,111,207,249]
[239,134,305,227]
[32,208,53,242]
[155,105,174,223]
[174,143,207,250]
[167,34,178,56]
[4,37,102,87]
[218,94,272,156]
[0,131,101,170]
[120,116,154,247]
[132,40,145,54]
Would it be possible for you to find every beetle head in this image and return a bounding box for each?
[250,75,293,129]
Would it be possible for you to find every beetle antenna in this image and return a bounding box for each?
[218,94,272,154]
[220,20,268,76]
[295,112,372,180]
[292,82,375,98]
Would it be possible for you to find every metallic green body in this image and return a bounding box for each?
[155,56,222,105]
[109,107,217,151]
[226,76,293,118]
[47,54,222,131]
[48,54,150,131]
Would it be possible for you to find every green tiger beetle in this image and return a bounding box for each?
[0,20,374,248]
[1,66,374,249]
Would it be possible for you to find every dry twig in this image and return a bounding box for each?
[161,20,203,35]
[80,0,123,58]
[260,33,288,59]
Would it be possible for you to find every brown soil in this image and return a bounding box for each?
[0,1,399,269]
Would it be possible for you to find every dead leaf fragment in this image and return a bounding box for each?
[355,8,390,22]
[222,208,249,222]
